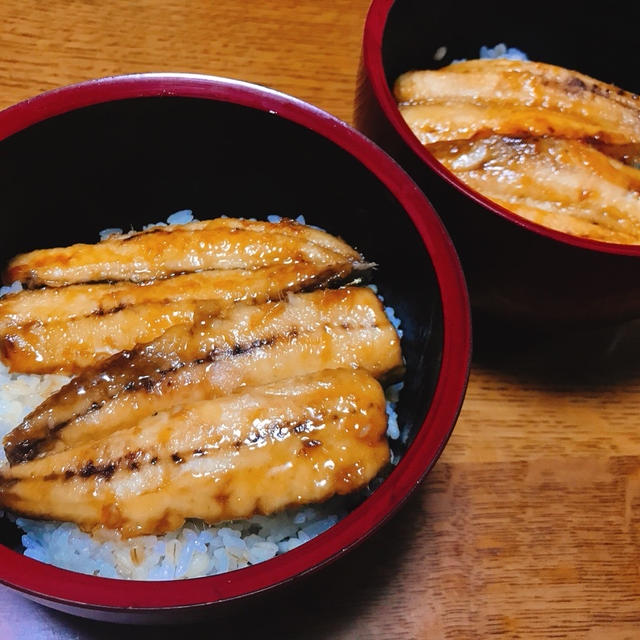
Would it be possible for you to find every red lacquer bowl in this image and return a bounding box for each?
[356,0,640,328]
[0,74,471,623]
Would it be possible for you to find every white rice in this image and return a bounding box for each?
[479,43,529,61]
[0,367,71,466]
[98,209,195,240]
[267,213,306,224]
[452,42,529,64]
[97,227,124,241]
[0,212,404,580]
[15,503,345,581]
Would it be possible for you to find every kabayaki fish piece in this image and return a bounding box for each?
[428,136,640,243]
[396,102,640,149]
[5,217,363,288]
[0,261,360,333]
[0,369,390,537]
[394,58,640,148]
[4,287,403,465]
[0,261,361,374]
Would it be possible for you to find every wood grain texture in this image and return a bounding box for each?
[0,0,365,123]
[1,1,640,638]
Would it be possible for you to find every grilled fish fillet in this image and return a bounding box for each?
[429,136,640,243]
[0,261,361,374]
[4,287,403,464]
[0,368,390,537]
[5,217,362,288]
[0,261,359,333]
[395,58,640,148]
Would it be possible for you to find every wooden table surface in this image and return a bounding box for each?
[1,2,640,638]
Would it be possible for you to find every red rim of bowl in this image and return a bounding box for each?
[362,0,640,257]
[0,72,471,612]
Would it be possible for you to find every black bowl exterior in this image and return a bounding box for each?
[357,0,640,328]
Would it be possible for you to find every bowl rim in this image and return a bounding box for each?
[362,0,640,257]
[0,72,471,612]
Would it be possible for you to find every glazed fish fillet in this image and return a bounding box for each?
[395,58,640,148]
[0,261,360,374]
[0,369,390,537]
[0,261,358,333]
[429,136,640,243]
[5,217,362,288]
[4,287,403,464]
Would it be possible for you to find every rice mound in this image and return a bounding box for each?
[0,212,404,580]
[451,42,529,65]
